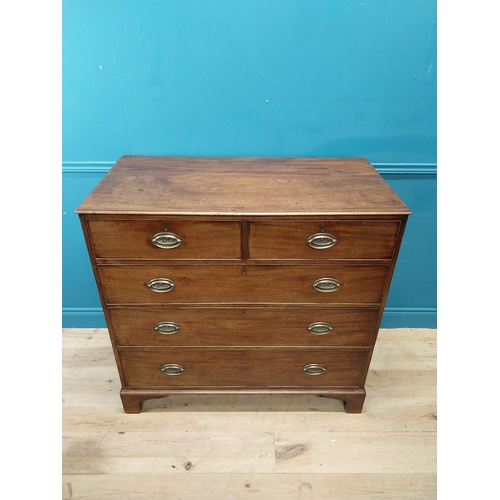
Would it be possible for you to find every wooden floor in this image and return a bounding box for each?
[62,328,436,500]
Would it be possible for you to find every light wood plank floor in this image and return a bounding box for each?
[62,328,436,500]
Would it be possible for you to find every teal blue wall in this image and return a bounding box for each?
[63,0,436,328]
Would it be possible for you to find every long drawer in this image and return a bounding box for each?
[108,307,378,347]
[248,220,400,259]
[87,220,242,259]
[119,347,369,388]
[99,264,389,304]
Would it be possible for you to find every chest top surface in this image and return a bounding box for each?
[76,156,410,216]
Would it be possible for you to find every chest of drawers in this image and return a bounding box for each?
[76,156,410,413]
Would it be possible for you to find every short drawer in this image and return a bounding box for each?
[99,264,389,304]
[248,221,400,259]
[119,347,368,388]
[87,220,242,259]
[109,307,379,347]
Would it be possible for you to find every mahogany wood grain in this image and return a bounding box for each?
[76,156,410,413]
[76,156,411,216]
[118,347,368,388]
[248,220,400,260]
[78,216,129,389]
[98,264,389,304]
[108,307,379,347]
[88,220,242,259]
[358,216,409,386]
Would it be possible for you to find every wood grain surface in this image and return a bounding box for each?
[118,347,368,388]
[98,264,389,304]
[248,220,401,259]
[76,157,410,416]
[63,327,436,499]
[76,156,411,216]
[88,220,242,259]
[108,307,379,347]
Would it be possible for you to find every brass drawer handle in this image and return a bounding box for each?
[146,278,175,293]
[151,232,183,249]
[307,232,337,250]
[303,363,326,375]
[154,322,180,335]
[161,364,185,375]
[312,278,341,292]
[307,322,333,335]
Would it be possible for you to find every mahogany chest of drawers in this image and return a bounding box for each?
[76,156,410,413]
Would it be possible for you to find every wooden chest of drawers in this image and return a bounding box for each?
[76,156,410,413]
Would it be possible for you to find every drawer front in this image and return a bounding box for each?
[99,264,389,304]
[248,221,400,260]
[87,220,242,259]
[109,308,378,347]
[119,347,368,388]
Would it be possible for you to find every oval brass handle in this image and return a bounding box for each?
[160,364,185,375]
[312,278,341,292]
[307,322,333,335]
[146,278,175,293]
[307,232,337,250]
[154,322,180,335]
[151,232,183,249]
[303,363,326,375]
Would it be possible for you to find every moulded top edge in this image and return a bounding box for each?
[76,209,412,216]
